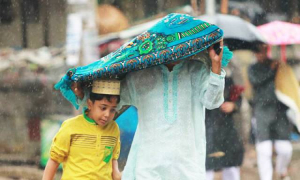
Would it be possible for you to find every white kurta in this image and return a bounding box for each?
[120,60,225,180]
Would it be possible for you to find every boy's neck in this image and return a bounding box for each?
[83,108,97,125]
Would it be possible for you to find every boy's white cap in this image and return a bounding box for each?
[92,79,120,95]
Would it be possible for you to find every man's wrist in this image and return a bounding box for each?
[211,61,221,75]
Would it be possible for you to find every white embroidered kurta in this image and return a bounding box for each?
[120,60,225,180]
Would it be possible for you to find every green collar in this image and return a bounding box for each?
[83,107,97,125]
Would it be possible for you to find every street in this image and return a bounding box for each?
[1,143,300,180]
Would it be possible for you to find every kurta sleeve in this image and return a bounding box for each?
[199,68,226,110]
[50,122,71,163]
[112,129,121,160]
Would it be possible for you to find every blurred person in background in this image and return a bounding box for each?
[248,44,292,180]
[205,67,245,180]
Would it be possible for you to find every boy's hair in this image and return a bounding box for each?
[89,92,120,104]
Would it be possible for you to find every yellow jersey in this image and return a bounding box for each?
[50,113,121,180]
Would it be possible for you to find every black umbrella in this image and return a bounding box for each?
[199,14,266,50]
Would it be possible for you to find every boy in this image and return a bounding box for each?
[42,79,122,180]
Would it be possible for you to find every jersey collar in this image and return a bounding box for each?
[83,107,97,125]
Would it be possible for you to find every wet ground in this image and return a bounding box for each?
[1,143,300,180]
[214,143,300,180]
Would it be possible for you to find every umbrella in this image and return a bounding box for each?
[199,14,266,50]
[98,14,265,50]
[257,21,300,62]
[115,106,138,169]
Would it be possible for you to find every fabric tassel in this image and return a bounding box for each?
[54,75,79,109]
[221,46,233,67]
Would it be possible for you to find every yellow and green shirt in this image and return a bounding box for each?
[50,113,121,180]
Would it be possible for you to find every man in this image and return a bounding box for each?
[248,44,292,180]
[73,40,226,180]
[118,40,225,180]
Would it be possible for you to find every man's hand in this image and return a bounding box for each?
[71,82,84,99]
[220,101,236,114]
[208,39,224,75]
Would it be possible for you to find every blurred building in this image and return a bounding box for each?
[0,47,73,164]
[0,0,67,48]
[0,0,69,164]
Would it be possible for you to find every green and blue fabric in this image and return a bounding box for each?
[55,13,232,109]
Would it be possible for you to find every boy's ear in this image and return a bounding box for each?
[87,99,93,110]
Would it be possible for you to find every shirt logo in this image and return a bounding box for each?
[103,146,113,163]
[101,136,117,163]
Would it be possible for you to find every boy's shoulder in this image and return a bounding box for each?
[61,114,84,128]
[109,121,120,130]
[105,121,120,134]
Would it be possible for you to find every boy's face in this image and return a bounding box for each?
[87,97,118,127]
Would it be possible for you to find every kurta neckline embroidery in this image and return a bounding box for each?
[159,61,184,73]
[159,62,183,123]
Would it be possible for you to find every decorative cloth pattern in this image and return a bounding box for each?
[55,13,226,109]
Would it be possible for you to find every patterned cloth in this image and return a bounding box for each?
[55,13,226,109]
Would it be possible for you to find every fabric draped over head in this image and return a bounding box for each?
[55,13,233,109]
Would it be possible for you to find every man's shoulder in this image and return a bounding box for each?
[183,60,207,71]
